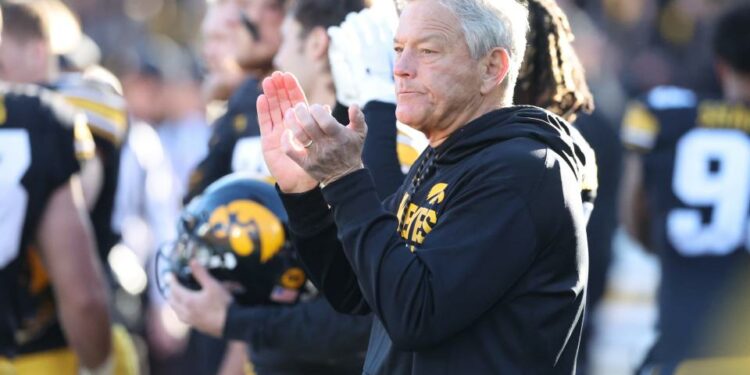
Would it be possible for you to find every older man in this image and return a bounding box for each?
[257,0,592,373]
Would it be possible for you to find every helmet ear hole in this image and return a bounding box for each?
[173,173,304,306]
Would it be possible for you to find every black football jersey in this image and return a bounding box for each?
[622,86,750,361]
[0,83,92,356]
[14,74,129,355]
[185,78,266,201]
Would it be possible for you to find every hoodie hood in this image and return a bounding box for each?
[431,105,592,184]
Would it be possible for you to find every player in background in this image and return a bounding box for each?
[0,87,112,375]
[0,2,138,373]
[0,0,128,265]
[0,6,112,373]
[619,3,750,373]
[185,0,287,200]
[512,1,614,372]
[168,1,288,373]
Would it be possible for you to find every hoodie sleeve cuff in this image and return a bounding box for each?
[321,169,386,227]
[277,185,334,237]
[222,302,270,342]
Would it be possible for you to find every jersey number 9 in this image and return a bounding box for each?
[668,128,750,256]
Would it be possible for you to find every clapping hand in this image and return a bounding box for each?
[256,72,319,193]
[257,71,368,188]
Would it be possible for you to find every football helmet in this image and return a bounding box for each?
[156,173,307,306]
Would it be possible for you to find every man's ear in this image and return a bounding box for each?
[479,47,510,95]
[305,26,330,61]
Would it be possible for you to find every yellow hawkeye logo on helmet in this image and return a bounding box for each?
[207,200,286,262]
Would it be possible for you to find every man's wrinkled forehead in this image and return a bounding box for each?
[394,33,449,47]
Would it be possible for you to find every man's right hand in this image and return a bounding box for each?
[257,72,319,193]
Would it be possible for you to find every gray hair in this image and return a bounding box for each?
[409,0,529,100]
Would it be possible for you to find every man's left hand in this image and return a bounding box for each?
[166,260,233,338]
[267,74,367,185]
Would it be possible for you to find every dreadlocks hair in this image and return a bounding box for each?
[514,0,594,123]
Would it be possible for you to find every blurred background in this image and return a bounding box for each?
[5,0,747,373]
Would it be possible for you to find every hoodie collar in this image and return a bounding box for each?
[426,105,588,181]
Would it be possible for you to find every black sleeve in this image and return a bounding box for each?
[276,102,406,316]
[278,186,372,315]
[222,297,371,356]
[320,169,539,350]
[361,101,405,199]
[185,114,235,201]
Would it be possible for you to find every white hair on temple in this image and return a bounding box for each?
[406,0,529,99]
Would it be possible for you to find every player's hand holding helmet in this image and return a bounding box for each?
[158,174,308,307]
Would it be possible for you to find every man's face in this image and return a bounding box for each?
[274,16,314,93]
[233,0,284,70]
[0,33,46,83]
[393,0,483,135]
[201,2,244,99]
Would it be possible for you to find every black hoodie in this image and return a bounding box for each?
[279,105,593,374]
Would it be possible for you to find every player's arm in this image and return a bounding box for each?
[79,154,104,210]
[35,174,112,370]
[619,152,652,250]
[58,73,129,211]
[618,100,660,251]
[67,112,101,211]
[569,125,598,225]
[222,297,371,357]
[362,101,406,198]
